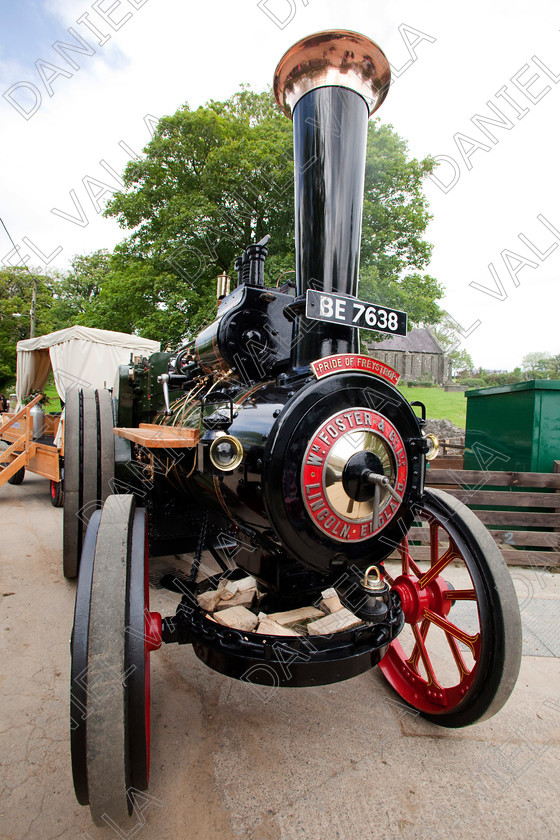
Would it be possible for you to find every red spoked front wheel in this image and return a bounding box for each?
[379,488,522,727]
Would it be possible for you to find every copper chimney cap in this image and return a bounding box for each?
[273,29,391,119]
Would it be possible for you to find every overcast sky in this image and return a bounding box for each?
[1,0,559,370]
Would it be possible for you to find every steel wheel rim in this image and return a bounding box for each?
[70,509,102,805]
[126,508,152,791]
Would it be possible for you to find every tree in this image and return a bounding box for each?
[81,256,188,347]
[548,356,560,378]
[48,250,110,330]
[104,88,442,348]
[359,123,442,325]
[484,369,524,386]
[431,313,474,376]
[521,351,556,379]
[0,267,58,387]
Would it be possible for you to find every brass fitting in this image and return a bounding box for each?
[362,565,386,592]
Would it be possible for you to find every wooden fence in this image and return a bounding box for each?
[425,465,560,568]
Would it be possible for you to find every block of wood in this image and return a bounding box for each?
[215,588,256,610]
[197,590,223,612]
[307,608,363,636]
[256,617,300,636]
[267,606,324,626]
[225,576,257,594]
[320,587,343,614]
[218,576,257,600]
[213,606,259,632]
[217,580,234,601]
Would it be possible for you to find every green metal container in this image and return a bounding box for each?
[463,380,560,473]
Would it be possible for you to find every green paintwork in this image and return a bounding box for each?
[464,380,560,473]
[115,352,174,427]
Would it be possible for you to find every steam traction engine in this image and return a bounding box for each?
[67,31,522,825]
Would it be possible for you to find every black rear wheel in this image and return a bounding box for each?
[62,388,81,578]
[63,389,115,578]
[70,495,161,825]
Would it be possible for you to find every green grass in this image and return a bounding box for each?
[3,379,63,412]
[397,386,466,428]
[43,381,61,407]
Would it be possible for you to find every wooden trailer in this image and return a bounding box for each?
[0,394,63,499]
[0,326,160,503]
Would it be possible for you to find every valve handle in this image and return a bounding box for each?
[363,470,403,504]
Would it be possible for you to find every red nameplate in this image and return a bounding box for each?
[310,354,400,385]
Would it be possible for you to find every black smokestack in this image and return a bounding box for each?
[274,30,391,367]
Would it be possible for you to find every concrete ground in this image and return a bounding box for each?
[1,471,559,840]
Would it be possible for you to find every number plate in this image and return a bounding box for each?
[305,290,407,336]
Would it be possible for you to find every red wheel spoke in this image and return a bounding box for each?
[444,588,476,601]
[445,632,472,677]
[406,618,430,673]
[400,536,410,575]
[419,543,460,589]
[411,622,442,688]
[423,608,480,657]
[398,536,424,577]
[408,555,424,578]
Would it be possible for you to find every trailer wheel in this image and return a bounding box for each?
[379,488,522,728]
[50,480,64,507]
[70,495,161,825]
[63,388,115,578]
[7,466,25,485]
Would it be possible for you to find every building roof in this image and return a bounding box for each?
[366,327,444,355]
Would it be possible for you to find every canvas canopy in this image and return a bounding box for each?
[15,326,160,405]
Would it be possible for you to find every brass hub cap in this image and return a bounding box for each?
[301,407,408,542]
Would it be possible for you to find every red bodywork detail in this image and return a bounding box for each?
[392,574,453,626]
[301,407,408,543]
[311,354,400,385]
[145,612,162,652]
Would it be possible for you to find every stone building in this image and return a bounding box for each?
[364,327,451,385]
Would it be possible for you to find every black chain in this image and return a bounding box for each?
[189,509,208,584]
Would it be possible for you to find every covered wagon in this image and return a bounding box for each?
[0,326,159,504]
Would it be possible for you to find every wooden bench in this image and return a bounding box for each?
[424,466,560,568]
